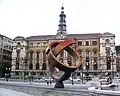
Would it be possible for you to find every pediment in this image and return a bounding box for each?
[103,32,113,35]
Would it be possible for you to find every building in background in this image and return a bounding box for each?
[100,32,116,75]
[11,36,27,77]
[0,35,13,77]
[116,45,120,55]
[115,45,120,71]
[11,6,116,78]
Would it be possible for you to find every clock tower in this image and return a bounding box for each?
[56,5,67,39]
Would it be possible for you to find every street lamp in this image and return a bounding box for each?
[81,57,84,84]
[111,51,115,78]
[86,62,89,81]
[5,67,11,82]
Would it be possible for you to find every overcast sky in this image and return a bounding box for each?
[0,0,120,45]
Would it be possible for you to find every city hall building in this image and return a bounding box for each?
[11,6,116,78]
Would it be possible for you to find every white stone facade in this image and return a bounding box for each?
[100,32,116,72]
[11,36,27,76]
[11,32,117,78]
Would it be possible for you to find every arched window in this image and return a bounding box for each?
[29,50,33,61]
[42,50,46,70]
[36,51,40,61]
[17,42,21,46]
[86,41,89,46]
[16,49,20,58]
[36,63,39,70]
[29,63,33,70]
[93,41,97,46]
[105,47,111,54]
[105,39,110,44]
[78,41,82,46]
[42,50,46,62]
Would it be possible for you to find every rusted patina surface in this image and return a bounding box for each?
[46,39,81,82]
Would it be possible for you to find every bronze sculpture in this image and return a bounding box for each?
[46,38,82,88]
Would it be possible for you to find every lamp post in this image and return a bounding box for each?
[81,57,83,84]
[85,52,89,81]
[71,73,74,85]
[111,51,115,78]
[5,67,10,82]
[86,62,89,81]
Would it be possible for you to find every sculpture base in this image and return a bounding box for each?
[54,81,64,88]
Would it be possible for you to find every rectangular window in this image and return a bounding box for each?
[30,43,33,47]
[29,63,33,70]
[43,51,46,62]
[36,63,39,70]
[43,42,47,46]
[93,41,97,46]
[78,41,82,46]
[30,52,33,61]
[37,43,40,47]
[86,41,89,46]
[36,52,39,61]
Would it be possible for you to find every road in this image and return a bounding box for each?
[0,81,90,96]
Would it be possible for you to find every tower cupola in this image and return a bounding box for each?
[57,5,67,35]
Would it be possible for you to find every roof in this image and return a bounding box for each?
[26,35,56,41]
[26,33,101,41]
[67,33,101,39]
[102,32,115,36]
[0,34,13,41]
[13,36,25,41]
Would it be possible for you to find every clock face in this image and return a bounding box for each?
[60,35,66,39]
[56,34,66,39]
[60,35,63,38]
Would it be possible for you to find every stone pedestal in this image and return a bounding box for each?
[54,81,64,88]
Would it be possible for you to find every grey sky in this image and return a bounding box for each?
[0,0,120,45]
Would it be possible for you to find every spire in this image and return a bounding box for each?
[57,4,67,35]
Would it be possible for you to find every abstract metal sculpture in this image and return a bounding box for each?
[46,39,81,88]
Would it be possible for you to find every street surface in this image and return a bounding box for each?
[0,80,90,96]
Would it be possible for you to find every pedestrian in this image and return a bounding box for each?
[6,77,8,82]
[106,77,109,85]
[71,79,74,85]
[50,80,52,84]
[109,77,112,84]
[45,79,49,85]
[47,80,49,85]
[106,77,112,84]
